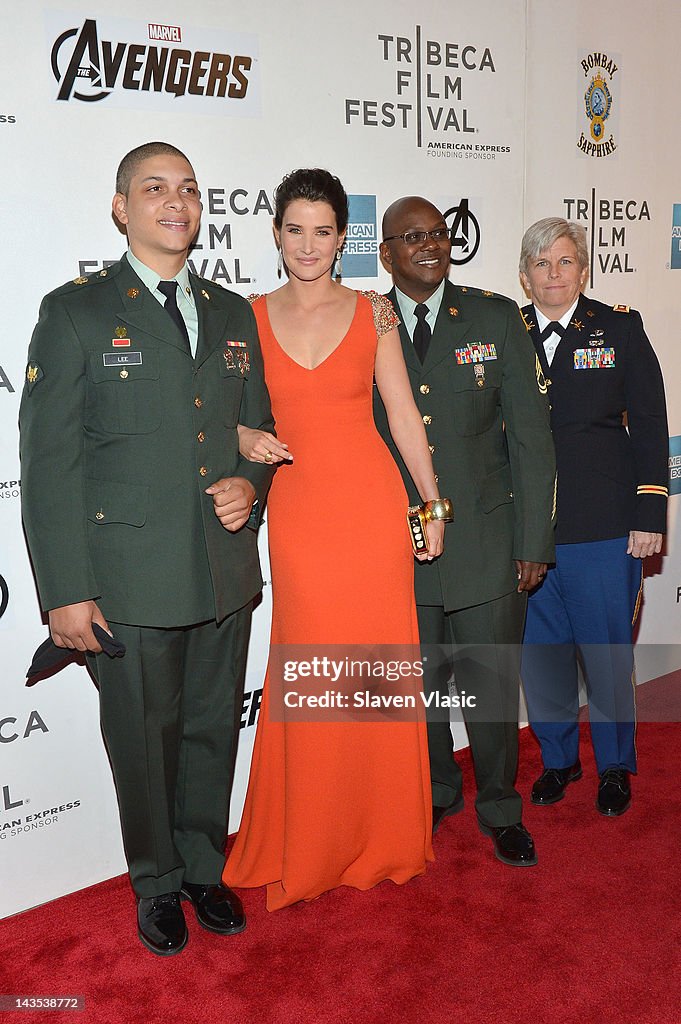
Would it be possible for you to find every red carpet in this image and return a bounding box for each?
[2,707,681,1024]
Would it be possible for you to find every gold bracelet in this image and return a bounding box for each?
[423,498,454,522]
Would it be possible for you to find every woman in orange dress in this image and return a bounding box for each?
[223,169,446,910]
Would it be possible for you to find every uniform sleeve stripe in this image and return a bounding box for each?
[636,485,668,496]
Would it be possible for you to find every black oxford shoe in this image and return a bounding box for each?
[478,822,538,866]
[137,893,188,956]
[432,794,464,834]
[531,761,582,805]
[596,768,631,816]
[181,882,246,935]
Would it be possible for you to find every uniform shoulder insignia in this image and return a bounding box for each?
[613,304,630,313]
[25,363,44,392]
[461,285,516,305]
[72,276,88,285]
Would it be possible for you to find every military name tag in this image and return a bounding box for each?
[573,347,615,369]
[103,352,143,367]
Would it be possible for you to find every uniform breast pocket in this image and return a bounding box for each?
[220,354,247,427]
[452,384,501,437]
[86,350,161,434]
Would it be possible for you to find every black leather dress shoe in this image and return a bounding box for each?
[181,883,246,935]
[137,893,187,956]
[596,768,631,816]
[432,795,464,834]
[478,822,538,866]
[531,761,582,805]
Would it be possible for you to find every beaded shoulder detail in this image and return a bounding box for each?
[246,293,264,305]
[359,290,400,338]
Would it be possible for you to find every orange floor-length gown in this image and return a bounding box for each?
[223,292,433,910]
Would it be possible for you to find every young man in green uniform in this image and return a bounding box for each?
[374,196,556,866]
[20,142,274,954]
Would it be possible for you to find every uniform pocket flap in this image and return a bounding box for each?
[220,343,250,380]
[86,478,149,526]
[478,465,514,513]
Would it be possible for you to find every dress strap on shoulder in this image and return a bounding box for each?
[358,290,400,338]
[247,293,264,305]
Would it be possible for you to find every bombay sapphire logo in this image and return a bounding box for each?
[577,52,619,158]
[344,196,378,278]
[669,436,681,496]
[670,206,681,270]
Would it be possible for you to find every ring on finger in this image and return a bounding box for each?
[264,450,273,463]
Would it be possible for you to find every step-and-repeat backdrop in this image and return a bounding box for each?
[1,0,679,917]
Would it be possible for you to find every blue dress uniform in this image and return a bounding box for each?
[520,294,668,775]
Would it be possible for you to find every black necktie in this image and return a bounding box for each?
[413,303,431,363]
[539,320,566,342]
[158,280,191,352]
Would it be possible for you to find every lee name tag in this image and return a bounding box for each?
[103,352,143,367]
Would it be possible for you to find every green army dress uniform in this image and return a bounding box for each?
[20,255,275,895]
[374,279,556,826]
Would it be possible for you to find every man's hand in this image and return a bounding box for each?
[49,600,110,653]
[627,531,663,559]
[515,560,548,592]
[205,476,257,532]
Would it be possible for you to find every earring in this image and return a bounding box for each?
[277,249,283,279]
[335,250,343,280]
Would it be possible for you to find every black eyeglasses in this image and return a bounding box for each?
[382,227,451,245]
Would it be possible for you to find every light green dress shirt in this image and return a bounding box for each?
[126,249,199,357]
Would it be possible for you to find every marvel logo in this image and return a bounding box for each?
[148,23,182,42]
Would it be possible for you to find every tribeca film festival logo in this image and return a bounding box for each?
[80,187,381,284]
[0,711,80,842]
[79,184,274,286]
[577,50,620,158]
[0,365,15,394]
[669,436,681,498]
[47,14,260,113]
[563,191,649,287]
[344,28,510,160]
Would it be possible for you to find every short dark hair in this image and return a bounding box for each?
[273,168,348,233]
[115,142,192,196]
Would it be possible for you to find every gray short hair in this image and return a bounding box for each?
[519,218,589,275]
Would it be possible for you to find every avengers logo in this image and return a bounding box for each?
[0,575,8,619]
[444,199,480,266]
[50,18,254,104]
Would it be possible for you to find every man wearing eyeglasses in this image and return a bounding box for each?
[374,196,556,867]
